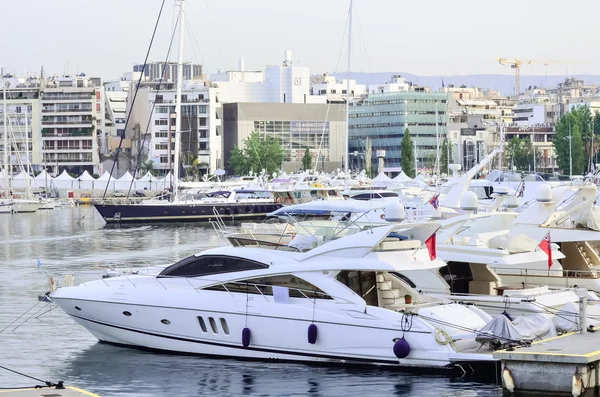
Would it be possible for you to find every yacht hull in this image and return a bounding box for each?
[93,202,283,223]
[52,295,494,371]
[12,201,41,213]
[0,203,14,214]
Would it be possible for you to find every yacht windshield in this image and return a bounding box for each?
[158,255,269,278]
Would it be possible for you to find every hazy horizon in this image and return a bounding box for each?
[2,0,596,81]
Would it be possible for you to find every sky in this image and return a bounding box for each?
[1,0,596,81]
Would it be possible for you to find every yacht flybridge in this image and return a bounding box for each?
[51,225,512,372]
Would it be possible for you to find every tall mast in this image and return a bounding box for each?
[344,0,353,172]
[2,69,7,181]
[24,104,33,196]
[173,0,186,202]
[434,105,440,176]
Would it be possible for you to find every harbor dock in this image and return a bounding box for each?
[494,329,600,396]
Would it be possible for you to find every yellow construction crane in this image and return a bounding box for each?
[497,58,587,98]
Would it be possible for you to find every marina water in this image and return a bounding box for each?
[0,208,502,396]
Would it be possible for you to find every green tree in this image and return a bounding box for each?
[401,128,415,178]
[569,105,594,172]
[301,147,312,171]
[228,132,284,176]
[505,137,542,171]
[554,112,585,176]
[440,138,452,175]
[140,159,157,176]
[593,111,600,168]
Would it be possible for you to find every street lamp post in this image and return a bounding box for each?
[532,124,536,174]
[569,123,572,179]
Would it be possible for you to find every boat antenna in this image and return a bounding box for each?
[101,0,168,200]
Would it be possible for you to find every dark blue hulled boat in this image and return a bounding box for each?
[94,189,283,224]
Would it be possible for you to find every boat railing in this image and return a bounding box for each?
[493,266,599,280]
[209,206,235,245]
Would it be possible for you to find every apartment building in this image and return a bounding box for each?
[133,62,202,83]
[0,76,42,173]
[40,75,102,174]
[127,80,218,176]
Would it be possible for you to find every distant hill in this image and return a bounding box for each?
[332,72,600,96]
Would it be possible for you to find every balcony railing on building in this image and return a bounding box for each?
[42,106,93,113]
[42,128,94,137]
[41,93,94,101]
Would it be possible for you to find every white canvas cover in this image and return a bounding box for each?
[478,313,557,344]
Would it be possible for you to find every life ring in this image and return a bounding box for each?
[435,328,451,345]
[276,197,282,203]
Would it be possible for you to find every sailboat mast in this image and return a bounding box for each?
[434,105,440,176]
[2,69,7,179]
[344,0,353,172]
[25,105,31,176]
[172,0,186,202]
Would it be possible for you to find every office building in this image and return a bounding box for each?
[223,102,346,173]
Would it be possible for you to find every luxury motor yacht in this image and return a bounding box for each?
[224,193,600,326]
[51,225,511,372]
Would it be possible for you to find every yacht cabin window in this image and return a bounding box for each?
[205,275,331,299]
[158,255,269,278]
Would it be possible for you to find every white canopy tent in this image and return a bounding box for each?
[10,171,29,189]
[52,170,76,189]
[155,172,172,190]
[372,172,392,187]
[94,171,115,191]
[114,171,134,191]
[392,171,413,183]
[77,170,97,190]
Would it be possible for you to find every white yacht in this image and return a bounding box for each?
[226,195,600,326]
[51,225,506,372]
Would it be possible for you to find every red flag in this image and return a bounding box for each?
[539,231,552,269]
[425,233,436,261]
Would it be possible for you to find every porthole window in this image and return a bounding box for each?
[209,317,218,334]
[220,318,230,335]
[75,306,81,311]
[123,311,132,316]
[198,316,207,333]
[161,319,170,325]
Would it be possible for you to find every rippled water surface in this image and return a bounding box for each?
[0,207,502,396]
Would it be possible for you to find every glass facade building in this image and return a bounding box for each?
[252,120,330,162]
[348,91,449,171]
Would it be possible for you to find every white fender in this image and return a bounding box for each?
[572,373,584,397]
[502,367,515,393]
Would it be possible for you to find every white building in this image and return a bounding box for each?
[212,51,326,105]
[310,73,366,102]
[0,76,42,173]
[104,80,129,154]
[40,74,103,174]
[133,62,202,83]
[127,80,220,175]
